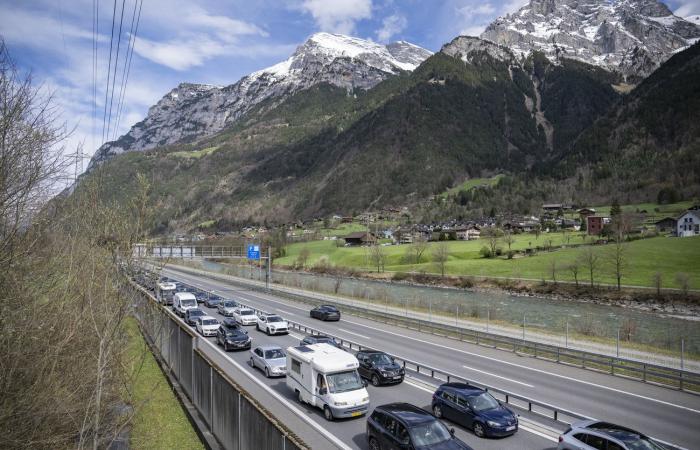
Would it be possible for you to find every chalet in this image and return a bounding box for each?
[587,216,609,236]
[654,217,677,233]
[677,210,700,237]
[577,208,596,219]
[542,203,563,212]
[343,232,377,246]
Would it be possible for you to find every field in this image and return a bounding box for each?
[437,174,504,199]
[276,234,700,289]
[125,319,204,449]
[170,145,219,159]
[563,200,693,222]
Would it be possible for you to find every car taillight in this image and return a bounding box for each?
[558,436,563,443]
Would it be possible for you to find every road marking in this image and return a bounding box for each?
[338,328,369,339]
[277,309,297,316]
[461,365,534,388]
[168,269,700,415]
[403,379,435,394]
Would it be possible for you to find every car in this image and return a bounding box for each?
[193,292,207,303]
[356,350,405,386]
[217,300,237,317]
[204,296,222,308]
[310,304,341,321]
[233,307,257,325]
[431,383,518,438]
[557,420,666,450]
[367,403,473,450]
[256,313,289,335]
[195,316,220,337]
[185,308,206,326]
[249,345,287,377]
[300,334,343,349]
[216,318,251,351]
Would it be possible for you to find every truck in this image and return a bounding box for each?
[155,281,177,305]
[286,343,369,421]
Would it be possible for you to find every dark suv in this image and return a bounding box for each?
[216,318,251,351]
[310,304,341,321]
[367,403,473,450]
[432,383,518,438]
[300,334,343,349]
[357,350,404,386]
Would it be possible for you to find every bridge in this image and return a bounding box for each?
[133,244,270,260]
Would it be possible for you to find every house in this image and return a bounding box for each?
[578,208,596,219]
[587,216,607,235]
[655,217,677,233]
[677,210,700,237]
[343,232,377,246]
[542,203,563,212]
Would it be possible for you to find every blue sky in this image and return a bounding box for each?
[1,0,698,169]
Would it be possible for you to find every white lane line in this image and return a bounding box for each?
[169,270,700,415]
[277,309,297,316]
[338,328,369,339]
[403,379,435,394]
[461,365,534,388]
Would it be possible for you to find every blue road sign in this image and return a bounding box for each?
[247,244,260,260]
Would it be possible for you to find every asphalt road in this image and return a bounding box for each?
[163,266,700,450]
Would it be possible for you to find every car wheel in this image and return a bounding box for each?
[249,357,255,368]
[371,374,380,387]
[473,422,485,438]
[256,323,260,331]
[433,404,442,418]
[297,390,303,404]
[323,405,334,421]
[224,342,230,352]
[266,327,271,336]
[265,367,270,378]
[369,437,381,450]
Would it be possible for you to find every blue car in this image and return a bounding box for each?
[431,383,518,438]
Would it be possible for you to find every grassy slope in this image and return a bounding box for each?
[125,319,204,450]
[437,174,504,199]
[276,235,700,289]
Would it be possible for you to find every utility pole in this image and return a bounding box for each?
[266,247,272,291]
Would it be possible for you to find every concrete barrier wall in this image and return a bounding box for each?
[133,285,308,450]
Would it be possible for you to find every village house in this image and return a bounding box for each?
[587,216,610,236]
[343,232,378,246]
[654,217,677,233]
[677,209,700,237]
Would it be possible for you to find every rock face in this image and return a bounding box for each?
[87,33,432,169]
[481,0,700,79]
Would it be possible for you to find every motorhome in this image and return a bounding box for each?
[286,343,369,421]
[173,292,198,317]
[155,281,177,305]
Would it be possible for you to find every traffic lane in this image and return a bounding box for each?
[185,291,556,450]
[168,268,700,448]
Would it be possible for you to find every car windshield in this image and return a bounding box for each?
[223,301,235,307]
[190,310,204,316]
[267,316,283,322]
[224,327,240,335]
[182,299,196,307]
[240,309,255,316]
[616,434,665,450]
[202,319,218,326]
[408,420,451,447]
[470,393,500,412]
[326,370,363,393]
[317,337,336,344]
[323,306,337,312]
[264,349,285,359]
[368,353,393,365]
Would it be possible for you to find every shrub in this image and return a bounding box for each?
[392,272,410,281]
[479,246,492,258]
[458,276,475,288]
[506,250,515,259]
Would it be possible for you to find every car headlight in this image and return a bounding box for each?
[362,397,369,403]
[334,401,348,406]
[487,420,501,427]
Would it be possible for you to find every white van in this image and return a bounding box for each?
[286,343,369,421]
[173,292,198,317]
[156,281,177,305]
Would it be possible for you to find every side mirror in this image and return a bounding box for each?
[449,428,455,436]
[319,387,327,395]
[362,380,368,388]
[243,330,248,335]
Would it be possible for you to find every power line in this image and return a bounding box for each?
[105,0,127,141]
[101,0,118,144]
[113,0,142,141]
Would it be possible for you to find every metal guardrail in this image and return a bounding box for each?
[168,265,700,393]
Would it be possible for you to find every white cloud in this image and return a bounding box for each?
[376,14,407,42]
[454,0,528,37]
[674,0,700,18]
[300,0,373,34]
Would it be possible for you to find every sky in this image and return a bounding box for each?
[1,0,699,177]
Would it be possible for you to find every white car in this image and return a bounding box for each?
[256,313,289,335]
[196,316,220,337]
[233,307,257,325]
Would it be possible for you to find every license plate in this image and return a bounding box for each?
[351,411,362,417]
[506,426,516,431]
[393,376,402,380]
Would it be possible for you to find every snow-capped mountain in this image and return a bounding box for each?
[481,0,700,78]
[88,33,432,168]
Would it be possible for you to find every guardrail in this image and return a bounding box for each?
[140,270,687,450]
[167,264,700,393]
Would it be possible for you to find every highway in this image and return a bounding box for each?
[163,265,700,450]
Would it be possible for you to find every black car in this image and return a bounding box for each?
[185,308,206,326]
[300,334,343,349]
[431,383,518,438]
[310,304,341,321]
[217,318,251,351]
[204,296,222,308]
[367,403,473,450]
[357,350,405,386]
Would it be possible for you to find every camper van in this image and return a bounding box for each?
[286,343,369,421]
[155,281,177,305]
[173,292,198,317]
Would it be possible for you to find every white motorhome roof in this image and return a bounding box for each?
[287,343,359,373]
[157,282,177,290]
[174,292,196,301]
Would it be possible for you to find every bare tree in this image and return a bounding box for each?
[369,243,386,273]
[432,242,449,277]
[568,260,580,287]
[503,229,515,252]
[652,272,662,297]
[483,227,501,257]
[296,247,311,269]
[607,240,627,291]
[533,224,541,240]
[549,258,558,283]
[410,235,428,264]
[578,246,600,287]
[675,272,690,297]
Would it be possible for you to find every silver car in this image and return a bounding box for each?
[217,300,237,317]
[558,420,665,450]
[249,345,287,377]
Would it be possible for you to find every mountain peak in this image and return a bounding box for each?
[481,0,700,78]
